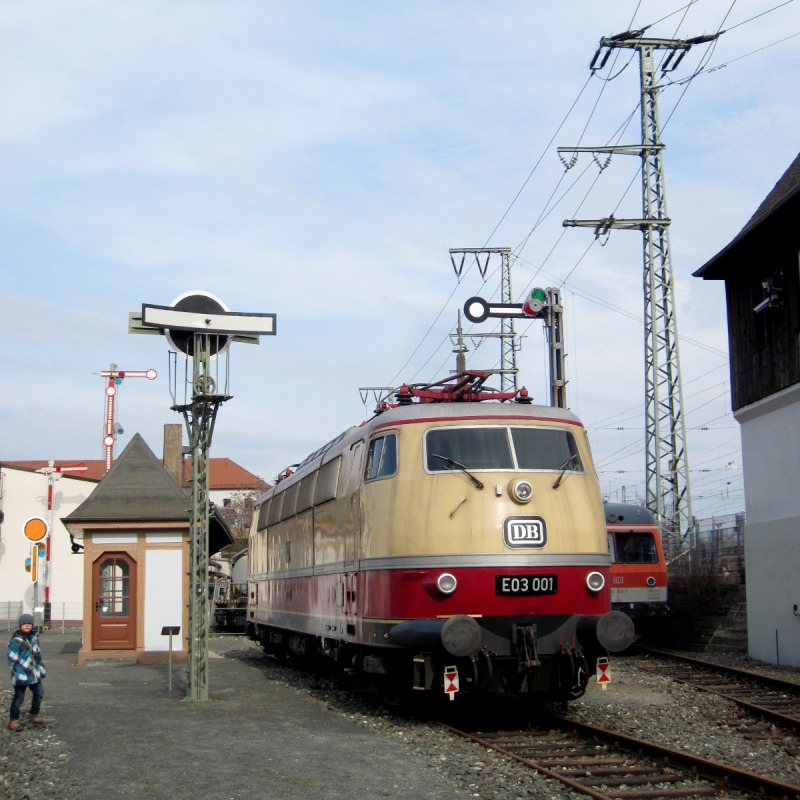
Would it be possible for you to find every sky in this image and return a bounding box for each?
[1,0,798,523]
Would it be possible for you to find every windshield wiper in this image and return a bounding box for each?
[552,453,579,490]
[431,454,484,490]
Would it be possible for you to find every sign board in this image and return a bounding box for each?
[23,517,49,543]
[596,656,611,690]
[444,665,459,700]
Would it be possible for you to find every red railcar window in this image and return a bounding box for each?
[614,531,658,564]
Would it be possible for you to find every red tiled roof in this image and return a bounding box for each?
[182,458,268,491]
[1,458,268,492]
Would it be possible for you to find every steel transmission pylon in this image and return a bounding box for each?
[130,291,276,700]
[450,247,518,393]
[561,30,717,553]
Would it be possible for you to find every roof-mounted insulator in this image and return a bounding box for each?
[276,466,296,483]
[515,387,533,404]
[395,385,414,405]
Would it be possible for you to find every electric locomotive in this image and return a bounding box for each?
[247,372,634,701]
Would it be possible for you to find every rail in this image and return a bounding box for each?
[441,714,800,799]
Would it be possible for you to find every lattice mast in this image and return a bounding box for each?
[450,248,518,393]
[562,31,716,550]
[130,291,276,701]
[170,334,230,702]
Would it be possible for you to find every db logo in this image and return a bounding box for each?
[503,516,547,548]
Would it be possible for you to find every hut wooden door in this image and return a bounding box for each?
[92,553,137,650]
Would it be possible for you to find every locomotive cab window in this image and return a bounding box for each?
[364,433,398,481]
[426,427,512,471]
[425,425,582,472]
[614,531,658,564]
[510,427,582,472]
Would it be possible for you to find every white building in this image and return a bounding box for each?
[0,464,97,627]
[694,152,800,667]
[0,424,267,627]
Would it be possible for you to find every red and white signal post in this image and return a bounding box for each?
[23,516,48,622]
[100,365,157,473]
[34,461,88,625]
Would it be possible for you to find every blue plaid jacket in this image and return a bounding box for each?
[7,629,46,686]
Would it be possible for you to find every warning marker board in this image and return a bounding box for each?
[596,657,611,687]
[444,665,459,699]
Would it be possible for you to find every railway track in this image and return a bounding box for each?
[441,714,800,800]
[632,647,800,750]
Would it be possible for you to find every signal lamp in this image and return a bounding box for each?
[523,288,546,317]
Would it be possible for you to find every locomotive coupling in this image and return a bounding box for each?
[388,615,483,657]
[577,610,636,654]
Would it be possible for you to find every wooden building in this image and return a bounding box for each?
[694,152,800,667]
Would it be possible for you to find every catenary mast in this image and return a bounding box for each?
[450,247,518,393]
[561,30,718,555]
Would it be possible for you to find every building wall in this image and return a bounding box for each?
[79,527,189,664]
[725,254,799,409]
[736,382,800,667]
[0,468,96,621]
[144,534,185,651]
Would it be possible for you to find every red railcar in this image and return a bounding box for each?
[605,502,669,621]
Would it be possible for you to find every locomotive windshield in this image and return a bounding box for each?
[425,426,583,473]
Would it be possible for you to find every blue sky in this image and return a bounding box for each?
[2,1,798,521]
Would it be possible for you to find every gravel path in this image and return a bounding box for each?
[2,645,799,800]
[0,685,81,800]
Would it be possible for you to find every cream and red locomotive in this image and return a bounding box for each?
[247,372,633,701]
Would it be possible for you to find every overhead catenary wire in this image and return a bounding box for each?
[382,0,793,515]
[392,0,797,391]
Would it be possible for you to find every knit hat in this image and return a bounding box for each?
[18,613,34,627]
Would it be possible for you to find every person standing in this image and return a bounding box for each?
[7,613,47,732]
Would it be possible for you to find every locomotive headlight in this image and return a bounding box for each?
[586,571,605,592]
[508,479,533,504]
[423,572,458,596]
[646,576,656,587]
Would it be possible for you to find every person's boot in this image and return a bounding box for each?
[7,719,22,731]
[28,715,46,725]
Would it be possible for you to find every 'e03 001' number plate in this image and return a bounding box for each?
[495,574,558,596]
